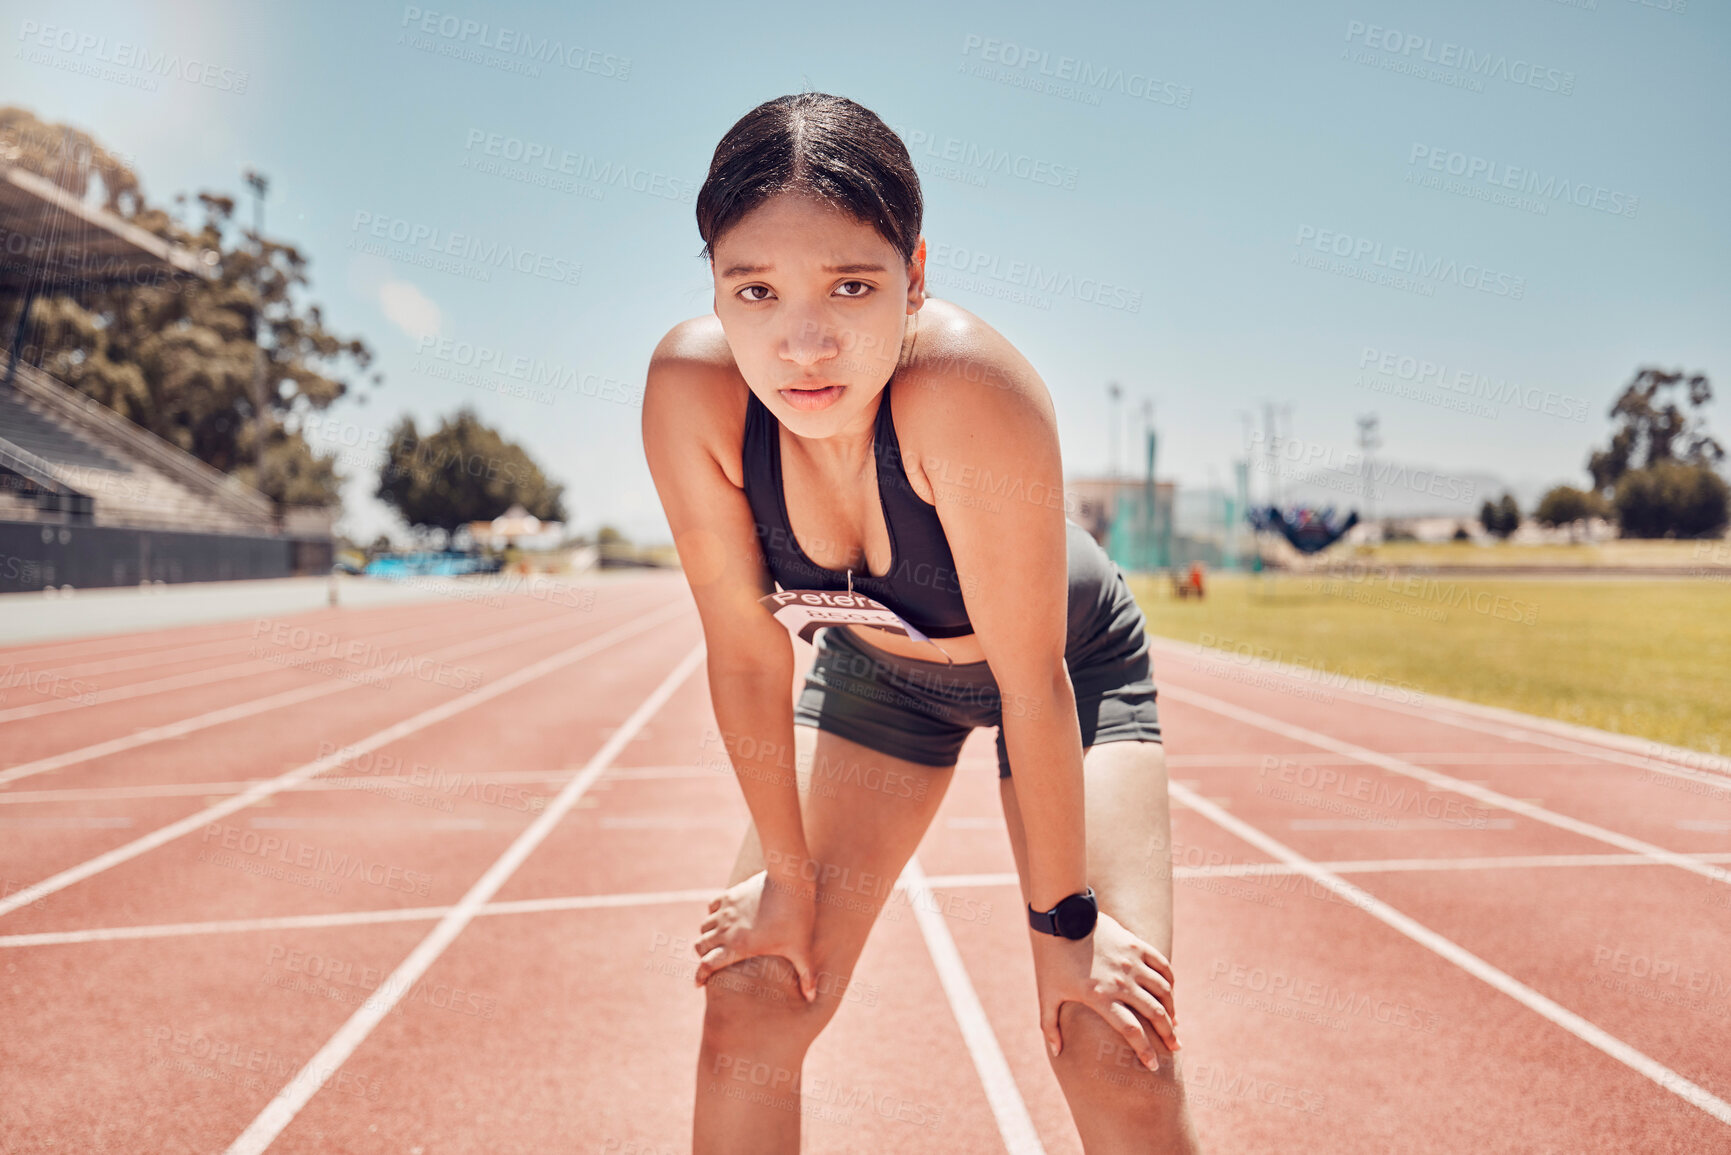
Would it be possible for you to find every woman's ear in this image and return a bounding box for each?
[906,236,928,310]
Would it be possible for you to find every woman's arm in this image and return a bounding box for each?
[904,341,1084,913]
[641,323,810,881]
[905,328,1178,1062]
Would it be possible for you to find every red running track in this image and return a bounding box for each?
[1,572,1728,1153]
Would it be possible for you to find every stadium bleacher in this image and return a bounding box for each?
[0,159,332,592]
[0,364,332,590]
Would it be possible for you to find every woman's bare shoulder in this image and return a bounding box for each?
[644,315,750,488]
[893,298,1058,500]
[901,298,1046,406]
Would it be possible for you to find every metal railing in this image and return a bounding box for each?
[7,364,275,527]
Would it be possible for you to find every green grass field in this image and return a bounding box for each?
[1130,571,1731,756]
[1328,539,1731,570]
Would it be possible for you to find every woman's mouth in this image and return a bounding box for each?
[779,382,846,411]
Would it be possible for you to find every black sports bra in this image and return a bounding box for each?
[740,377,975,639]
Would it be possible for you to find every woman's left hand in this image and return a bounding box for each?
[1033,909,1180,1071]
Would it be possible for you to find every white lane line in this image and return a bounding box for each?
[603,766,722,780]
[0,769,587,805]
[596,815,740,829]
[0,605,615,788]
[241,817,504,831]
[1287,818,1519,831]
[1343,698,1731,788]
[900,855,1045,1155]
[1161,685,1731,886]
[1148,636,1731,786]
[0,887,723,949]
[6,634,247,679]
[13,600,482,679]
[14,851,1731,950]
[0,613,480,724]
[1173,852,1731,879]
[0,816,134,828]
[223,641,707,1155]
[0,660,313,724]
[0,600,691,919]
[0,622,263,668]
[1166,780,1731,1127]
[1167,753,1601,769]
[921,871,1020,890]
[0,682,349,788]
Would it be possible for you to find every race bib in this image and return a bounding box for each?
[758,588,932,645]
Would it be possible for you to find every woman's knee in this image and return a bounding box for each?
[700,954,846,1055]
[1053,1002,1192,1127]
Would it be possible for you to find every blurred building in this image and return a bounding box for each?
[1067,474,1255,572]
[465,503,566,551]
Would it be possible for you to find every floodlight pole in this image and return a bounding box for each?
[243,169,270,486]
[1356,412,1381,539]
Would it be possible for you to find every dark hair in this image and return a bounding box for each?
[695,93,923,266]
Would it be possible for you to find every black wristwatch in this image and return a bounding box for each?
[1027,887,1098,939]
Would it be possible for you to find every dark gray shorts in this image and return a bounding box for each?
[792,521,1161,778]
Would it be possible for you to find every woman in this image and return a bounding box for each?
[642,93,1202,1153]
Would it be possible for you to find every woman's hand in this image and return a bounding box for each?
[694,867,821,1003]
[1033,909,1180,1070]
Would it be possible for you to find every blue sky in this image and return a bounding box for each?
[5,0,1726,541]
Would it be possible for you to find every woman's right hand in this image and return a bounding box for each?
[694,866,820,1003]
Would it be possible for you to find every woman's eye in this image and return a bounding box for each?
[836,281,871,298]
[738,285,773,302]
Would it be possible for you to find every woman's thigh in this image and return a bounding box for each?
[998,739,1174,953]
[999,739,1201,1152]
[710,723,956,1016]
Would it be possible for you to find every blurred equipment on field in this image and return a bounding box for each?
[1247,505,1361,555]
[1171,562,1207,599]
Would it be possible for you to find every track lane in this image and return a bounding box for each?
[0,593,690,924]
[0,597,581,764]
[5,583,1726,1152]
[0,584,661,791]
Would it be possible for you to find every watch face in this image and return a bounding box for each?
[1055,892,1098,939]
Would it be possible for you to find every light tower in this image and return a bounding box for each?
[243,168,270,477]
[1356,413,1381,540]
[1107,381,1123,482]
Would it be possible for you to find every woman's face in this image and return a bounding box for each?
[710,192,925,436]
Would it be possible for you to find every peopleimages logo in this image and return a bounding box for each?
[1357,346,1590,422]
[461,129,697,203]
[1407,145,1638,219]
[1342,20,1575,95]
[398,7,630,79]
[927,241,1142,313]
[890,124,1081,191]
[348,211,582,287]
[1292,226,1526,300]
[958,34,1192,108]
[15,20,251,93]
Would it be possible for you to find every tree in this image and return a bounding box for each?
[0,106,376,507]
[1534,486,1612,529]
[376,408,566,537]
[1587,367,1724,492]
[1613,462,1729,539]
[1479,492,1521,539]
[1499,493,1521,536]
[1576,367,1728,538]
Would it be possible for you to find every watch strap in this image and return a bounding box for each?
[1028,886,1097,938]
